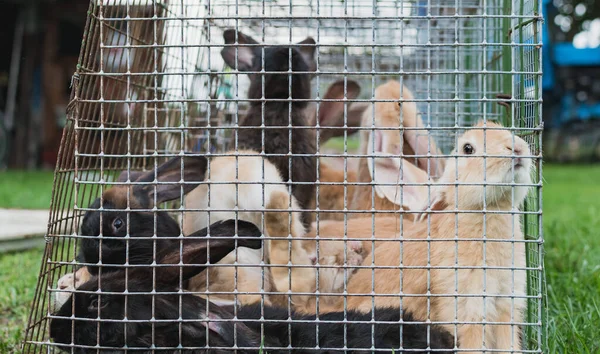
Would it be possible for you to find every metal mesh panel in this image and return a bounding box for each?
[24,0,543,353]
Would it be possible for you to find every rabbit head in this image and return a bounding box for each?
[79,156,207,275]
[362,80,444,175]
[50,221,263,353]
[424,121,533,213]
[221,29,316,104]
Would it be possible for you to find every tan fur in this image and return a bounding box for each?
[294,218,400,313]
[350,80,441,216]
[351,159,408,215]
[54,267,92,310]
[102,186,143,209]
[186,247,273,306]
[325,122,532,353]
[183,151,307,306]
[359,80,443,175]
[264,190,314,307]
[307,163,358,222]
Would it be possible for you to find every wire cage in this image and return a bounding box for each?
[24,0,544,353]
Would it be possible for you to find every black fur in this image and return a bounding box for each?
[221,29,318,227]
[50,221,264,353]
[51,286,455,353]
[79,198,181,275]
[52,223,455,353]
[79,156,208,275]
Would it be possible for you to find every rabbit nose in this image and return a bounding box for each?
[505,144,522,154]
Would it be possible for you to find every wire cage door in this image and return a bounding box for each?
[24,0,544,353]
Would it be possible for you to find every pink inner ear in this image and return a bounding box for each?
[206,313,222,333]
[373,130,383,153]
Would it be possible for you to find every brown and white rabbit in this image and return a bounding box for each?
[50,225,456,354]
[351,80,444,217]
[333,121,532,353]
[177,151,310,306]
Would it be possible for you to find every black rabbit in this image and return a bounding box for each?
[51,230,456,353]
[79,155,208,275]
[50,224,264,353]
[221,29,318,227]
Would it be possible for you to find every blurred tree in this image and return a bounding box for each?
[549,0,600,44]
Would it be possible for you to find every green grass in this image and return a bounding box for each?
[0,171,54,209]
[543,165,600,353]
[0,165,598,352]
[323,135,361,152]
[0,247,44,353]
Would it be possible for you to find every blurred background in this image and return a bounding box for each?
[0,0,598,353]
[0,0,598,169]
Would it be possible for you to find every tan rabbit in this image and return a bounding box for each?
[333,121,532,353]
[351,80,444,217]
[290,218,398,314]
[308,163,358,221]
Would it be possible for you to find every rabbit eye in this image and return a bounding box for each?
[89,298,99,310]
[112,218,124,230]
[462,143,475,155]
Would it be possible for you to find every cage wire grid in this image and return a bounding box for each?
[23,0,544,353]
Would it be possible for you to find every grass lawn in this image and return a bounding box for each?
[543,165,600,353]
[0,165,599,352]
[0,170,55,209]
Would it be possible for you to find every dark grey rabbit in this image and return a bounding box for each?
[79,155,208,275]
[221,29,318,226]
[51,230,456,354]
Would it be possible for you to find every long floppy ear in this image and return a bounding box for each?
[415,186,448,222]
[313,80,364,142]
[154,219,263,286]
[133,155,208,206]
[221,29,259,71]
[399,101,445,177]
[295,37,316,70]
[116,169,145,183]
[367,130,429,211]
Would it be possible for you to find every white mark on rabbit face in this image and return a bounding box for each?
[440,121,533,210]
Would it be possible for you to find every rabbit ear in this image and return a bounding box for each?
[154,220,263,286]
[116,170,145,183]
[399,101,445,177]
[415,187,448,222]
[295,37,316,69]
[312,80,365,142]
[132,155,207,206]
[221,29,259,71]
[367,130,429,211]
